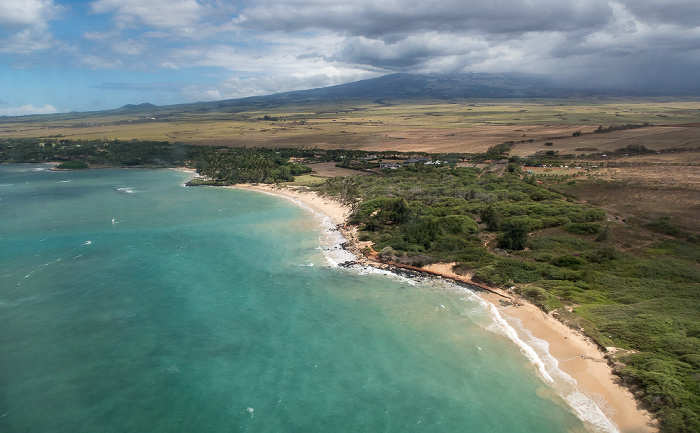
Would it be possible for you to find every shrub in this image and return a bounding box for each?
[57,161,88,169]
[565,222,602,235]
[517,286,563,312]
[646,218,684,237]
[439,214,478,235]
[553,254,586,269]
[586,246,619,263]
[498,217,538,250]
[533,252,554,262]
[380,246,395,260]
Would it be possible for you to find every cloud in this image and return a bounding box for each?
[205,0,697,94]
[0,104,60,116]
[70,1,699,95]
[4,0,700,113]
[90,0,208,28]
[92,82,186,92]
[235,1,614,37]
[81,55,124,70]
[111,39,146,55]
[181,70,378,102]
[0,0,60,29]
[332,33,489,70]
[0,0,61,53]
[616,0,700,27]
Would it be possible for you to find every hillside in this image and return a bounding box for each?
[0,73,612,122]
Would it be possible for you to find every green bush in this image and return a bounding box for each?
[498,216,540,250]
[439,215,478,235]
[56,160,88,169]
[553,254,586,269]
[646,218,684,237]
[517,286,563,312]
[585,246,619,263]
[565,222,601,235]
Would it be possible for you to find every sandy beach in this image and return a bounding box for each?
[234,183,656,433]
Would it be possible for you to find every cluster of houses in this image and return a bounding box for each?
[379,158,448,170]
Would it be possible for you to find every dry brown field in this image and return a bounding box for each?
[550,150,700,232]
[510,126,700,157]
[3,98,700,155]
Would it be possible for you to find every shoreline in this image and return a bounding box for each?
[232,183,656,433]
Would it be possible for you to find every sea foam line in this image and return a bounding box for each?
[244,186,619,431]
[472,294,619,433]
[240,188,359,267]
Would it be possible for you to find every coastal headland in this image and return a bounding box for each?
[234,183,656,433]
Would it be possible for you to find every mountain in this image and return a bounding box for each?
[156,72,590,115]
[254,72,570,101]
[2,73,604,120]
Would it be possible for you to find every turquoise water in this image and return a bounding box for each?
[0,165,602,432]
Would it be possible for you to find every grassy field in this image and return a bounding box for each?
[3,98,699,154]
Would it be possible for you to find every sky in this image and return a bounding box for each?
[1,0,699,115]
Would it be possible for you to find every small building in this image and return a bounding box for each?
[380,163,402,170]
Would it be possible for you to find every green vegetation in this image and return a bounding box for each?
[318,164,699,433]
[0,137,190,167]
[56,160,88,169]
[0,138,313,185]
[3,135,698,432]
[189,147,312,184]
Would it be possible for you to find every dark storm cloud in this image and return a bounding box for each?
[228,0,700,93]
[239,0,614,37]
[616,0,700,27]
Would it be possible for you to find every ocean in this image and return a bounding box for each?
[0,165,613,432]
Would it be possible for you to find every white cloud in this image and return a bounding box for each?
[0,0,60,28]
[182,86,222,101]
[180,68,379,102]
[0,27,56,54]
[81,55,124,70]
[0,0,61,53]
[90,0,206,28]
[111,39,146,55]
[84,29,122,41]
[0,104,60,116]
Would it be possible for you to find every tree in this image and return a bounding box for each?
[481,205,502,231]
[498,217,537,250]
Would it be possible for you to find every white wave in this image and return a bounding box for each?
[116,187,133,194]
[302,197,621,433]
[251,189,357,267]
[243,186,617,431]
[474,297,619,433]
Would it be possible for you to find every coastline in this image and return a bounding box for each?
[232,183,655,433]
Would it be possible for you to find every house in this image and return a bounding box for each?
[380,163,402,170]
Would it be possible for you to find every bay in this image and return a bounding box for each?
[0,165,591,432]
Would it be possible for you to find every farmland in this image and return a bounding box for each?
[2,98,699,153]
